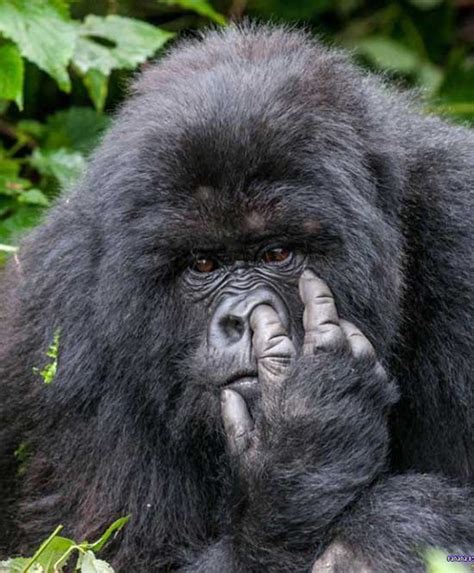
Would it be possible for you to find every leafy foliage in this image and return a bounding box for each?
[33,329,60,385]
[0,517,129,572]
[0,1,175,107]
[73,14,174,109]
[0,43,23,108]
[0,0,76,92]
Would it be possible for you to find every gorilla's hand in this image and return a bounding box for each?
[220,270,398,564]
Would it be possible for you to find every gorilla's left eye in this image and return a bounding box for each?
[192,255,218,273]
[261,247,292,264]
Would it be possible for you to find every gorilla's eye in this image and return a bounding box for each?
[261,247,292,264]
[192,255,218,273]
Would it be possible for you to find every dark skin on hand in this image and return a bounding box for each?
[221,270,381,460]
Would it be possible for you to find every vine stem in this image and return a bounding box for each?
[23,525,63,572]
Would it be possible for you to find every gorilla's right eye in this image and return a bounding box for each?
[261,246,292,265]
[192,255,218,273]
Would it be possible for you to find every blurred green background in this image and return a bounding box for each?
[0,0,473,260]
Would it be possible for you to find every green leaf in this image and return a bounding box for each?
[0,0,76,91]
[418,63,443,94]
[72,15,174,82]
[0,204,43,244]
[30,148,85,189]
[0,174,31,196]
[43,107,109,153]
[79,551,114,573]
[33,329,60,385]
[18,189,50,207]
[72,16,173,109]
[16,119,45,140]
[33,536,75,571]
[0,158,21,177]
[82,69,109,112]
[439,56,474,103]
[0,557,31,572]
[357,37,419,73]
[0,528,76,572]
[89,517,130,553]
[0,175,49,247]
[436,53,474,123]
[14,441,30,462]
[160,0,226,24]
[0,42,24,108]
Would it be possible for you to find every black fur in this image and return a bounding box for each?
[1,24,473,572]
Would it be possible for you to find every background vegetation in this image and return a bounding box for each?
[0,0,472,571]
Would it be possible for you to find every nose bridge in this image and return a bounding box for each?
[227,289,267,321]
[207,285,290,352]
[225,287,287,327]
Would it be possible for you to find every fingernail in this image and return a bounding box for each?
[220,389,229,403]
[301,269,315,279]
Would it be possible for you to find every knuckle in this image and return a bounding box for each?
[312,295,334,305]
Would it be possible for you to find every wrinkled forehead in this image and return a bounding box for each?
[111,72,355,251]
[151,177,332,257]
[131,130,348,258]
[141,118,323,247]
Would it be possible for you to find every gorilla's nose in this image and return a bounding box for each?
[219,313,246,344]
[208,287,290,350]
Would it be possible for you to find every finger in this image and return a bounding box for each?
[339,320,386,380]
[339,319,375,359]
[250,305,294,359]
[221,389,254,456]
[299,270,345,355]
[250,305,295,388]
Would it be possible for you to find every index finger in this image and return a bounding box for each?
[249,304,295,412]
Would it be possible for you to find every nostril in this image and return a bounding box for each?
[220,314,245,342]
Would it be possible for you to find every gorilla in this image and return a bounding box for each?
[1,24,473,573]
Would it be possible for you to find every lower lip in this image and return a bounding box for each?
[225,376,259,400]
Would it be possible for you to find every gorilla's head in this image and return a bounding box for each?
[17,25,405,466]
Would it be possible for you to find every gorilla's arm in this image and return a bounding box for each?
[180,272,473,573]
[312,474,474,573]
[178,474,474,573]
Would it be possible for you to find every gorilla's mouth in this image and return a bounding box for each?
[225,374,259,400]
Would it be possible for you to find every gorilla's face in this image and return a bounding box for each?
[145,168,401,430]
[182,237,307,406]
